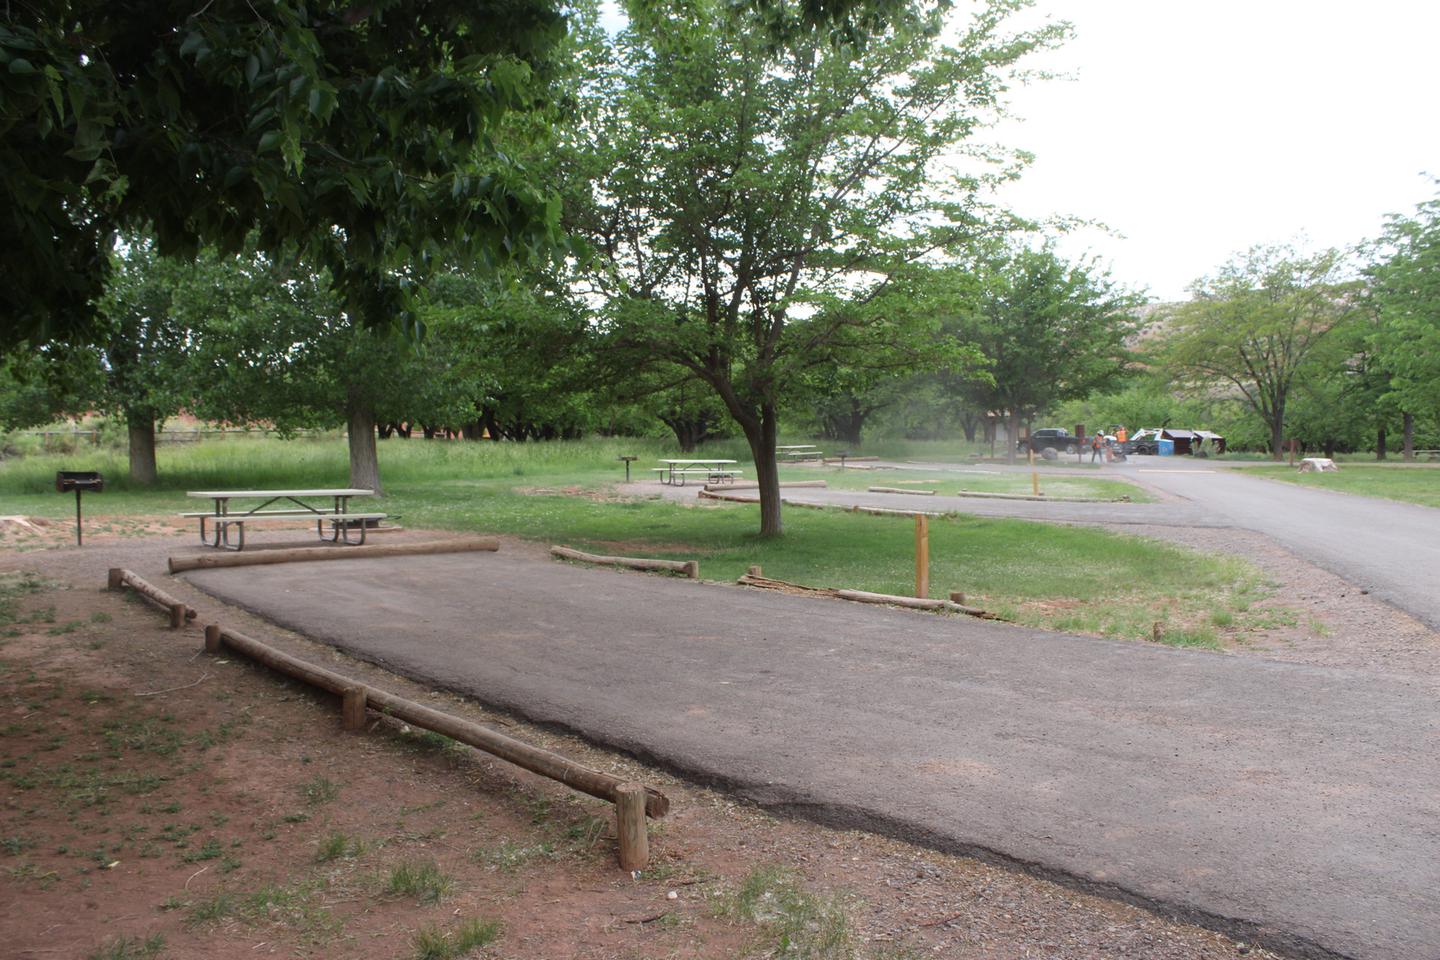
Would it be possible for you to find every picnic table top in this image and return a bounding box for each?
[656,459,738,465]
[187,488,375,499]
[776,445,818,450]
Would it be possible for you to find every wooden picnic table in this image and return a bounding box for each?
[183,488,382,551]
[778,445,823,461]
[654,459,739,486]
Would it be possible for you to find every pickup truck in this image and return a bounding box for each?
[1016,428,1081,455]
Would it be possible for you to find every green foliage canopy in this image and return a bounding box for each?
[0,0,566,350]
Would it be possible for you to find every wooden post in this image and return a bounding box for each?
[949,590,965,605]
[914,514,930,599]
[168,603,186,629]
[1288,439,1297,466]
[341,687,368,731]
[204,623,223,654]
[1029,447,1039,496]
[681,560,700,580]
[747,565,763,577]
[107,568,125,590]
[615,782,649,871]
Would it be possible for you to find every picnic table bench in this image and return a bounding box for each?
[654,459,740,486]
[183,488,384,551]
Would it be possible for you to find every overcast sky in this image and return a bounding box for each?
[987,0,1440,301]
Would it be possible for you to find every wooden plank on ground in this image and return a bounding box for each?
[168,538,500,574]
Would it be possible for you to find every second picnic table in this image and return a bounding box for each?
[183,488,385,551]
[778,444,823,461]
[654,459,740,486]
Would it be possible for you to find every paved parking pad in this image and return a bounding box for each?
[185,552,1440,959]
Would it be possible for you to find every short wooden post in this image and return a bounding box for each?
[682,560,700,580]
[168,603,186,629]
[341,686,368,731]
[107,568,125,590]
[914,514,930,599]
[1029,447,1039,495]
[949,590,965,605]
[747,565,763,577]
[615,782,649,871]
[204,623,223,654]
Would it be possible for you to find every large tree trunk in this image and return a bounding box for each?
[1006,410,1020,464]
[1377,425,1387,461]
[1403,412,1415,461]
[734,404,783,537]
[126,410,158,486]
[753,404,783,537]
[347,392,384,495]
[1270,404,1286,460]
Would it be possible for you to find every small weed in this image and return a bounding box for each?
[187,881,335,935]
[315,831,366,863]
[281,812,310,824]
[1210,610,1234,628]
[46,620,84,635]
[86,933,165,960]
[182,838,223,863]
[2,834,35,855]
[301,776,340,805]
[474,840,553,872]
[718,866,855,960]
[386,860,455,905]
[413,917,503,959]
[89,612,113,624]
[219,855,242,874]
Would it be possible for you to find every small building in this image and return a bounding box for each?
[1158,428,1198,455]
[1193,430,1227,454]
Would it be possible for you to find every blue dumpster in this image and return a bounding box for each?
[1157,438,1174,456]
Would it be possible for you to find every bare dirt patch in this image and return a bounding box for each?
[2,539,1284,959]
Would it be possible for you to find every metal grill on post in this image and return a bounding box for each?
[55,471,103,546]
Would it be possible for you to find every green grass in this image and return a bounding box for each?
[1,436,1266,644]
[385,860,454,904]
[822,466,1147,501]
[718,866,855,960]
[412,917,503,960]
[1250,463,1440,509]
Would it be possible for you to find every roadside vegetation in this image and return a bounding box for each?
[1249,463,1440,509]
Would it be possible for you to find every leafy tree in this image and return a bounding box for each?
[1161,246,1360,458]
[923,246,1139,460]
[1,0,566,350]
[566,0,1064,534]
[92,243,201,484]
[1368,190,1440,459]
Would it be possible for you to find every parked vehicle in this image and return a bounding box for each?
[1017,428,1080,455]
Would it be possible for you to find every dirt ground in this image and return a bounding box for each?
[0,522,1294,960]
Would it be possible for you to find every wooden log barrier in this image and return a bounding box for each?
[868,486,936,495]
[108,568,197,628]
[207,625,670,820]
[551,545,698,580]
[168,538,501,574]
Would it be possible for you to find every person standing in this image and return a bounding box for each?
[1091,431,1103,463]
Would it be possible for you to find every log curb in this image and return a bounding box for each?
[550,545,699,579]
[168,537,500,574]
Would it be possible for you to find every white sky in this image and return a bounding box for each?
[988,0,1440,300]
